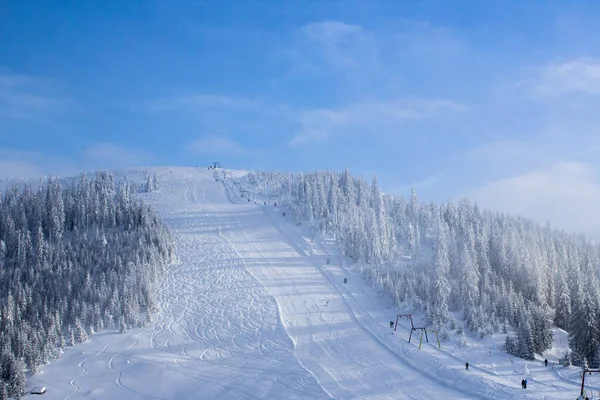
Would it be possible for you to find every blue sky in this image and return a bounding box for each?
[2,0,600,235]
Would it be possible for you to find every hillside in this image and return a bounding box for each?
[0,172,174,398]
[13,166,594,399]
[236,169,600,368]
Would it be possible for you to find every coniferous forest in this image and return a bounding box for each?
[238,169,600,367]
[3,166,599,397]
[0,172,174,398]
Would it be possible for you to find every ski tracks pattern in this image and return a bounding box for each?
[142,173,330,400]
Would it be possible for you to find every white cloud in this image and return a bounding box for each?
[299,21,365,43]
[285,19,466,89]
[0,159,44,179]
[291,19,464,71]
[296,21,369,69]
[469,161,600,237]
[0,70,71,121]
[147,93,256,112]
[456,140,557,180]
[392,21,465,59]
[188,135,246,155]
[0,149,78,179]
[0,144,153,180]
[84,143,152,169]
[528,58,600,97]
[389,173,444,196]
[291,99,465,146]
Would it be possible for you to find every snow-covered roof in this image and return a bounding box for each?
[30,386,46,394]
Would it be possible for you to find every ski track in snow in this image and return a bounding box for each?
[25,167,584,400]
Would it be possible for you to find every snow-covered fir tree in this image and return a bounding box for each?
[429,221,451,328]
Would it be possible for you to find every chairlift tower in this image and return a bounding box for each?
[418,329,441,349]
[394,314,414,332]
[409,327,427,345]
[581,369,600,397]
[394,314,440,349]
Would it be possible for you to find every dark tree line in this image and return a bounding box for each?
[0,172,174,398]
[238,169,600,364]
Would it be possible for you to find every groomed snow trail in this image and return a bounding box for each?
[26,167,578,399]
[134,168,330,400]
[153,168,470,400]
[28,168,327,400]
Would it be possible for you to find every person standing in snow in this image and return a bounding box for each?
[465,362,469,370]
[521,379,525,389]
[544,358,548,367]
[524,379,527,389]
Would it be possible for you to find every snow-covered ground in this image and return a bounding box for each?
[25,167,597,399]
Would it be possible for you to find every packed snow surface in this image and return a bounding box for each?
[26,167,597,399]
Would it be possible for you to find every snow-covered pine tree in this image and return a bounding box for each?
[74,319,88,343]
[145,172,159,193]
[459,241,480,320]
[516,315,535,360]
[429,222,451,328]
[0,380,7,400]
[370,175,393,263]
[339,167,355,206]
[120,319,128,334]
[554,272,571,331]
[530,305,553,354]
[504,335,517,355]
[8,359,26,399]
[569,286,599,366]
[326,175,340,230]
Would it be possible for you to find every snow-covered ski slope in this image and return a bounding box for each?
[27,167,590,399]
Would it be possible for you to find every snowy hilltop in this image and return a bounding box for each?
[1,166,598,399]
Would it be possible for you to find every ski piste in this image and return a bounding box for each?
[26,167,594,400]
